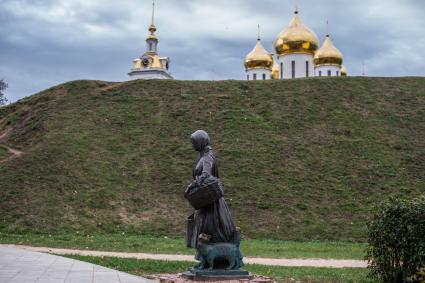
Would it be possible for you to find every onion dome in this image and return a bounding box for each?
[274,9,319,55]
[341,65,348,76]
[314,35,343,66]
[244,38,273,70]
[271,61,279,79]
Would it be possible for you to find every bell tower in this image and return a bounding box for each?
[128,0,173,80]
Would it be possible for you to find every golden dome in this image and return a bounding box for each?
[341,65,348,76]
[271,61,279,79]
[274,10,319,55]
[314,35,343,66]
[244,39,273,70]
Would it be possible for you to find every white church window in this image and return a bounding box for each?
[253,74,257,80]
[291,61,295,78]
[262,73,266,80]
[327,70,331,76]
[306,61,309,77]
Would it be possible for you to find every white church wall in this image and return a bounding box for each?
[278,53,314,79]
[315,65,341,77]
[246,69,272,80]
[129,69,173,80]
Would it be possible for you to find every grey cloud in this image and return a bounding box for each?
[0,0,424,103]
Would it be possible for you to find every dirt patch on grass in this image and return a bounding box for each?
[0,127,12,141]
[0,144,23,163]
[117,207,151,223]
[0,124,25,163]
[6,146,23,156]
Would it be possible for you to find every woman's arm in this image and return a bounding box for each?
[196,156,213,184]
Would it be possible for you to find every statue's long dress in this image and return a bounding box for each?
[189,148,236,253]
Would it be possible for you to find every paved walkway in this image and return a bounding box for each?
[0,246,154,283]
[0,245,367,269]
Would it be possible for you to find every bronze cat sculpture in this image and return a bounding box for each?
[197,233,243,270]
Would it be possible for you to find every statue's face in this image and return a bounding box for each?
[191,137,200,151]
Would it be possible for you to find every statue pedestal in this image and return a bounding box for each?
[181,269,253,281]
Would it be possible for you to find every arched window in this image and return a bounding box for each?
[262,73,266,80]
[306,61,309,77]
[327,70,331,76]
[253,74,257,80]
[291,61,295,78]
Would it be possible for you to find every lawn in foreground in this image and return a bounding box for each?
[0,232,366,260]
[64,255,372,283]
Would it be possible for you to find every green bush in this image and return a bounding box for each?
[366,196,425,283]
[408,267,425,283]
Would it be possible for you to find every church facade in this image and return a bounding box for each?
[244,9,347,80]
[128,1,173,80]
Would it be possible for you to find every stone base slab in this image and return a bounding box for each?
[157,271,275,283]
[181,269,253,281]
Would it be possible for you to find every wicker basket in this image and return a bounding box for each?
[184,177,224,210]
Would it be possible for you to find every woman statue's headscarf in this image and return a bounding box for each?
[190,130,211,152]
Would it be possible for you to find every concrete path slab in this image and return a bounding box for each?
[0,246,154,283]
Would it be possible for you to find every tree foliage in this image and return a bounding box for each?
[0,79,8,105]
[366,196,425,283]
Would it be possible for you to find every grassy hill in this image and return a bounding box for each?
[0,77,424,241]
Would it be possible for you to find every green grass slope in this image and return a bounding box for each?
[0,77,424,241]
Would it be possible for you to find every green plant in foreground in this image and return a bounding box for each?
[407,267,425,283]
[366,196,425,283]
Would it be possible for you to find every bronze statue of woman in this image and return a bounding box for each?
[186,130,237,254]
[182,130,252,280]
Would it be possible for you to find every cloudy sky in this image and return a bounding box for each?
[1,0,424,102]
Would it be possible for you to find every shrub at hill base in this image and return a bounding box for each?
[366,196,425,283]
